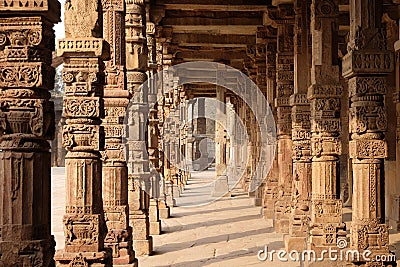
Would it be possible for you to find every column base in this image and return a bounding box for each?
[211,175,230,197]
[273,197,292,233]
[54,250,112,267]
[172,184,181,198]
[158,201,170,219]
[286,202,311,251]
[0,238,55,266]
[150,221,161,235]
[262,181,279,219]
[104,229,136,265]
[284,235,306,252]
[253,197,263,206]
[133,237,153,256]
[149,199,162,235]
[348,222,396,267]
[130,211,153,256]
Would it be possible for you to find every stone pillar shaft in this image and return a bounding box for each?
[342,0,394,263]
[0,3,60,265]
[306,1,346,257]
[286,0,312,251]
[268,4,295,234]
[101,0,137,264]
[263,27,279,219]
[55,0,111,265]
[126,0,153,256]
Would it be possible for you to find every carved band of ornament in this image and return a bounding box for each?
[292,142,311,160]
[342,51,394,78]
[63,214,100,246]
[63,124,102,151]
[101,0,123,11]
[312,98,340,112]
[349,139,387,159]
[349,105,387,134]
[57,38,109,59]
[0,0,60,19]
[62,70,99,84]
[277,70,294,82]
[312,118,340,133]
[63,98,101,118]
[0,62,53,89]
[277,55,294,65]
[0,29,44,51]
[64,83,96,97]
[104,124,124,138]
[314,0,339,18]
[348,77,387,98]
[126,71,147,84]
[0,98,54,138]
[3,46,51,62]
[307,84,342,100]
[289,93,308,106]
[311,136,341,156]
[351,223,389,251]
[65,206,93,214]
[104,106,126,118]
[292,129,312,141]
[311,199,342,219]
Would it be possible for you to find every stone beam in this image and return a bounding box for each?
[173,33,256,47]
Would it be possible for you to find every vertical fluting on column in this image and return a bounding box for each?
[146,21,162,236]
[262,24,279,220]
[54,0,111,265]
[306,0,346,259]
[212,87,230,197]
[0,2,60,265]
[101,0,137,264]
[342,0,394,264]
[125,0,153,256]
[268,3,295,234]
[285,0,312,252]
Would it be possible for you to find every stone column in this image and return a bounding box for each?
[101,0,137,264]
[268,3,295,234]
[262,25,279,219]
[126,0,153,256]
[212,87,230,197]
[285,0,312,252]
[146,22,162,236]
[342,0,394,264]
[54,0,111,265]
[306,0,346,259]
[0,2,60,265]
[394,36,400,231]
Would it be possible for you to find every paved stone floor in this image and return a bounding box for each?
[51,167,400,266]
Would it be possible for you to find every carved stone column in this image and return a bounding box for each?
[0,2,60,265]
[342,0,394,264]
[155,40,171,218]
[306,0,346,259]
[54,0,111,265]
[147,22,162,236]
[394,36,400,231]
[212,87,230,197]
[126,0,153,256]
[268,3,295,234]
[262,25,279,220]
[285,0,312,252]
[101,0,137,264]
